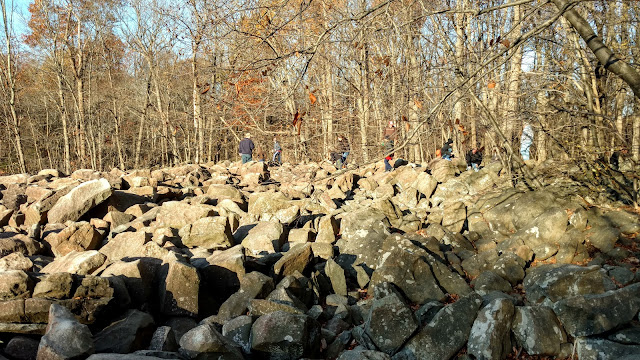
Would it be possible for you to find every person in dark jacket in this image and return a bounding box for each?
[336,135,350,168]
[238,133,255,164]
[441,138,453,160]
[383,121,397,172]
[466,147,482,171]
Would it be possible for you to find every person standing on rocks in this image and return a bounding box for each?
[383,121,397,172]
[520,121,534,161]
[441,138,454,161]
[272,137,282,165]
[336,135,350,169]
[239,133,255,164]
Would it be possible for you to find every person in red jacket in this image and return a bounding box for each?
[383,121,397,172]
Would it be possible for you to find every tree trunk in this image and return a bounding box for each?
[1,0,26,173]
[55,70,71,174]
[551,0,640,99]
[506,4,523,145]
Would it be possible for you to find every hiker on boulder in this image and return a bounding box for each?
[239,133,255,164]
[466,147,483,171]
[335,135,350,169]
[272,137,282,165]
[383,121,397,172]
[441,138,454,161]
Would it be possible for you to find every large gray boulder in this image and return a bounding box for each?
[523,264,609,305]
[179,216,233,249]
[511,207,568,260]
[336,209,390,270]
[273,243,313,277]
[93,310,155,353]
[250,311,320,359]
[337,348,391,360]
[37,304,94,359]
[370,235,446,303]
[552,283,640,337]
[48,179,112,224]
[467,298,515,360]
[365,283,418,355]
[157,258,200,316]
[397,293,482,360]
[575,338,640,360]
[221,315,252,354]
[99,231,151,262]
[179,323,241,359]
[240,221,285,255]
[216,271,274,321]
[512,306,567,356]
[101,258,161,307]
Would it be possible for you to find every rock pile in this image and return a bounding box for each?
[0,158,639,360]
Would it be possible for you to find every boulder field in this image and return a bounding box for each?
[0,158,639,360]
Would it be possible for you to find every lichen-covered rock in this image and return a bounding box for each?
[364,283,418,355]
[216,271,274,321]
[100,232,151,262]
[472,271,513,296]
[148,326,178,352]
[523,264,609,305]
[575,337,640,360]
[370,235,446,304]
[0,252,33,272]
[325,258,347,296]
[467,298,515,360]
[250,311,320,359]
[155,201,216,229]
[552,283,640,337]
[397,293,482,360]
[37,304,94,359]
[33,272,73,299]
[512,306,566,356]
[101,258,161,307]
[179,323,241,359]
[222,315,252,354]
[442,201,466,233]
[0,271,33,300]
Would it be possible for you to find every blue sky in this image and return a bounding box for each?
[6,0,31,37]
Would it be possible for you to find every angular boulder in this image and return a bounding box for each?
[397,293,482,360]
[48,179,112,224]
[250,311,320,359]
[37,304,94,359]
[467,298,515,360]
[179,216,233,249]
[512,306,566,356]
[93,310,155,353]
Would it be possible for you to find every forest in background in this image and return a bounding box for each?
[0,0,639,175]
